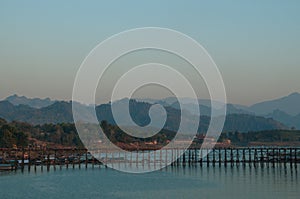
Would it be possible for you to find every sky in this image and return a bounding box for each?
[0,0,300,105]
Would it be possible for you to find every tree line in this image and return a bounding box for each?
[1,117,300,148]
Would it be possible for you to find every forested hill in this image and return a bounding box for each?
[0,118,82,148]
[0,118,298,148]
[0,99,288,133]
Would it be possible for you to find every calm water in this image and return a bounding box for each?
[0,165,299,199]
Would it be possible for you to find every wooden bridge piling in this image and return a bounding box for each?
[236,148,240,165]
[0,147,299,171]
[224,148,227,167]
[294,148,297,168]
[21,148,25,171]
[200,149,203,167]
[206,148,210,167]
[182,151,186,166]
[242,149,246,165]
[212,149,216,167]
[194,149,197,166]
[218,148,222,167]
[230,148,234,167]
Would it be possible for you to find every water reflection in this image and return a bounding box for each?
[0,164,299,199]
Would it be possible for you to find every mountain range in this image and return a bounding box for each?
[249,92,300,116]
[0,93,296,133]
[137,92,300,129]
[5,94,56,108]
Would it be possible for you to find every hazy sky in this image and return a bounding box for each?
[0,0,300,105]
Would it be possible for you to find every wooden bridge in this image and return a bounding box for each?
[0,147,299,171]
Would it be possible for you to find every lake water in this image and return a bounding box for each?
[0,165,299,199]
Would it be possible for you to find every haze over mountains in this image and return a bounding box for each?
[137,92,300,129]
[0,93,299,132]
[249,92,300,116]
[5,94,56,108]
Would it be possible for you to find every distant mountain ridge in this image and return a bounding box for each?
[266,110,300,129]
[5,92,300,116]
[137,92,300,129]
[136,98,252,116]
[0,98,288,133]
[5,94,55,108]
[249,92,300,116]
[0,100,73,124]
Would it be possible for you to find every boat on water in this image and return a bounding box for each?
[0,160,17,171]
[0,163,15,171]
